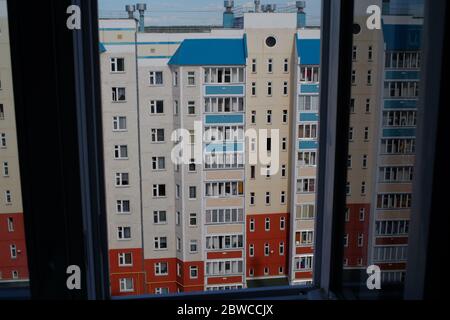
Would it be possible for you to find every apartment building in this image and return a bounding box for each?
[99,1,320,296]
[0,0,29,284]
[343,0,423,285]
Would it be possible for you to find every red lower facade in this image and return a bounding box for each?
[343,203,370,267]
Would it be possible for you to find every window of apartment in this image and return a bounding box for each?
[249,218,255,232]
[251,82,256,96]
[381,138,416,154]
[351,70,356,84]
[265,165,271,178]
[149,71,163,85]
[250,192,255,206]
[189,186,197,199]
[190,266,198,279]
[375,220,410,236]
[298,151,317,166]
[188,158,196,172]
[112,116,127,131]
[117,226,131,240]
[0,104,4,120]
[296,204,315,220]
[300,66,320,82]
[187,101,196,115]
[119,278,134,293]
[368,45,373,61]
[282,110,288,124]
[190,240,198,253]
[264,267,269,275]
[153,211,167,224]
[10,244,17,259]
[345,208,350,222]
[154,237,168,250]
[151,128,165,142]
[295,255,313,271]
[267,58,273,73]
[155,287,169,295]
[280,191,286,204]
[205,208,244,225]
[361,181,366,195]
[118,252,132,267]
[280,217,286,230]
[347,155,352,168]
[114,145,128,159]
[385,81,419,98]
[298,123,318,139]
[367,70,372,85]
[346,182,351,196]
[267,82,272,96]
[176,238,181,252]
[205,235,244,250]
[383,110,417,127]
[377,193,412,210]
[174,100,179,115]
[364,127,369,141]
[264,243,270,256]
[296,178,315,193]
[281,165,286,177]
[298,230,314,246]
[352,45,357,61]
[249,244,254,257]
[111,87,126,102]
[115,173,129,187]
[173,71,178,87]
[204,181,244,197]
[283,58,289,73]
[379,166,414,183]
[187,71,195,86]
[152,184,166,198]
[152,156,165,171]
[2,161,9,177]
[189,213,197,227]
[267,137,272,152]
[251,59,257,73]
[365,98,371,113]
[204,67,244,84]
[283,81,288,95]
[357,233,364,247]
[150,100,164,114]
[350,98,355,113]
[265,192,271,205]
[279,242,285,255]
[110,57,125,72]
[266,110,272,124]
[348,127,354,141]
[359,208,365,221]
[265,218,270,231]
[298,95,319,111]
[5,190,12,204]
[7,217,14,232]
[205,260,243,276]
[343,234,349,247]
[362,154,368,169]
[155,262,168,276]
[116,200,130,214]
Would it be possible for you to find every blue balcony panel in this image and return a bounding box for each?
[299,113,319,122]
[205,143,244,153]
[205,114,244,125]
[299,84,320,94]
[205,85,244,96]
[299,140,318,150]
[383,128,416,138]
[384,99,417,109]
[385,70,420,80]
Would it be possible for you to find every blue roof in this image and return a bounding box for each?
[382,23,422,51]
[168,39,246,66]
[297,38,321,65]
[99,42,107,53]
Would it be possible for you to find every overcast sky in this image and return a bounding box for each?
[98,0,322,26]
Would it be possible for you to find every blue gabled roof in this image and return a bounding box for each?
[168,38,246,66]
[99,42,107,54]
[382,23,422,51]
[296,38,321,65]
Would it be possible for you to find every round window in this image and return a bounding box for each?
[352,23,361,35]
[265,36,277,48]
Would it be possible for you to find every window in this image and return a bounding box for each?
[249,244,254,257]
[188,159,196,172]
[280,217,286,230]
[151,129,165,142]
[190,266,198,279]
[297,230,314,246]
[296,204,315,220]
[265,192,271,205]
[267,138,272,152]
[0,104,4,120]
[352,45,357,60]
[111,87,126,102]
[10,244,17,259]
[114,145,128,159]
[204,181,244,197]
[364,127,369,141]
[251,59,257,73]
[176,212,181,226]
[116,200,130,214]
[267,82,272,96]
[349,127,354,141]
[351,70,356,84]
[154,237,168,250]
[344,234,349,247]
[346,182,351,195]
[119,278,134,292]
[280,191,286,204]
[176,238,181,252]
[189,186,197,199]
[298,124,318,139]
[118,253,132,266]
[298,151,317,166]
[295,255,313,271]
[368,45,373,61]
[152,157,165,170]
[204,67,244,84]
[282,110,288,124]
[350,98,355,113]
[266,165,271,178]
[265,217,270,231]
[205,260,243,276]
[7,217,14,232]
[379,166,414,183]
[150,100,164,114]
[357,233,364,247]
[4,190,11,204]
[297,178,315,193]
[283,58,289,73]
[361,181,366,195]
[250,166,255,179]
[267,58,273,73]
[173,71,178,87]
[112,116,127,131]
[152,184,166,197]
[251,111,256,124]
[266,110,272,124]
[347,155,352,168]
[279,242,285,255]
[189,213,197,226]
[2,161,9,176]
[283,81,288,95]
[298,95,319,111]
[155,262,168,276]
[251,82,256,96]
[155,287,169,295]
[187,101,195,115]
[377,193,412,210]
[375,220,410,236]
[117,226,131,240]
[345,208,350,222]
[115,173,129,187]
[187,71,195,86]
[381,138,416,154]
[249,219,256,232]
[205,235,244,250]
[359,208,365,221]
[264,243,270,256]
[205,208,244,224]
[174,100,179,115]
[153,211,167,224]
[250,192,255,205]
[367,70,372,85]
[300,66,320,82]
[281,165,286,177]
[362,155,368,169]
[110,57,125,72]
[365,98,371,112]
[149,71,163,85]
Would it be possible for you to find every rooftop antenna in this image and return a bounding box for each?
[136,3,147,32]
[254,0,261,13]
[125,4,136,19]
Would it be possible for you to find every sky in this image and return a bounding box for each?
[98,0,322,26]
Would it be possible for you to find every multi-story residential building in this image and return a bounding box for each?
[99,1,320,296]
[0,0,29,284]
[343,0,423,286]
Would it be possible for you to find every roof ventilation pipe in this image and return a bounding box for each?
[136,3,147,32]
[296,1,307,28]
[223,0,235,28]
